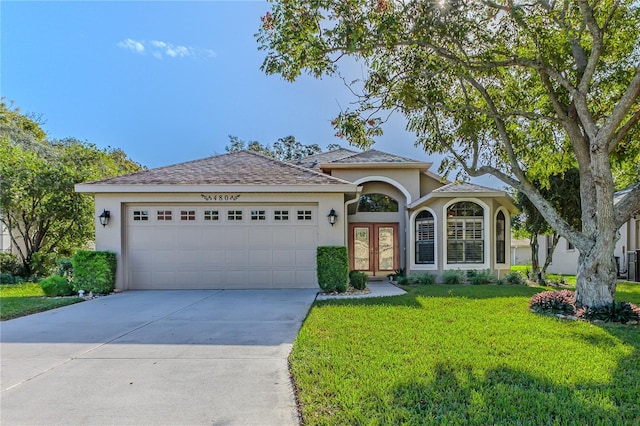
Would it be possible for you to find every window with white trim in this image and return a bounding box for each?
[157,210,172,221]
[274,210,289,221]
[251,210,266,221]
[297,210,312,221]
[204,210,219,221]
[180,210,196,221]
[447,202,484,263]
[133,210,149,221]
[496,210,506,263]
[415,210,435,264]
[228,210,243,221]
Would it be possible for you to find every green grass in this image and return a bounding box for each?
[0,282,83,320]
[290,284,640,425]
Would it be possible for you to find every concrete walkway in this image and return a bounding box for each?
[1,289,317,426]
[316,280,406,300]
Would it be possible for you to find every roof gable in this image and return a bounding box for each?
[82,151,354,186]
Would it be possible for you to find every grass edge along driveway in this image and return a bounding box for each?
[290,284,640,425]
[0,282,83,321]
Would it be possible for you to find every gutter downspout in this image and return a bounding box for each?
[344,187,363,255]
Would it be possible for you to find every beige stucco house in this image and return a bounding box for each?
[75,149,516,290]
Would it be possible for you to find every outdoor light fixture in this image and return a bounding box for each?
[327,208,338,226]
[98,209,111,227]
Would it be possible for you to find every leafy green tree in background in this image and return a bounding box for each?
[0,101,143,276]
[225,134,335,160]
[257,0,640,308]
[514,169,582,282]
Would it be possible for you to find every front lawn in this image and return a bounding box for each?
[290,284,640,425]
[0,282,83,320]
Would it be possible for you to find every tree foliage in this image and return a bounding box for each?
[0,102,143,276]
[258,0,640,307]
[514,168,582,281]
[225,134,330,161]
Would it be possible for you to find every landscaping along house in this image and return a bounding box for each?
[75,149,517,290]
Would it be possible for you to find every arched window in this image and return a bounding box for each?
[357,194,399,212]
[415,210,435,264]
[447,201,484,263]
[496,210,506,264]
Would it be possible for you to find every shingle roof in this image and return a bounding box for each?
[83,151,353,186]
[291,148,358,168]
[432,182,503,193]
[327,149,424,165]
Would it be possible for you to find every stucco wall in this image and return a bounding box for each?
[330,168,421,203]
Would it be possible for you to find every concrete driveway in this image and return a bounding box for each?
[1,289,317,425]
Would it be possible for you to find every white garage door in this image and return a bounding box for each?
[126,205,318,289]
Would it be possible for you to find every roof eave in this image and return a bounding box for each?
[75,183,359,194]
[320,162,432,170]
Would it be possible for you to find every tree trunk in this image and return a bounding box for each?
[540,234,560,283]
[575,237,617,308]
[529,233,539,281]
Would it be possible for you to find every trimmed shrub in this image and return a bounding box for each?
[349,270,369,290]
[415,273,436,285]
[0,253,23,276]
[0,273,24,284]
[504,271,525,285]
[577,302,640,324]
[56,258,73,279]
[441,269,465,285]
[317,246,349,293]
[72,250,117,294]
[528,290,576,315]
[40,275,75,297]
[467,269,496,285]
[397,275,409,285]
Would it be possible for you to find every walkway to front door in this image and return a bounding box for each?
[349,223,399,277]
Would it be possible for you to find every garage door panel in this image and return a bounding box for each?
[296,228,317,245]
[201,249,226,266]
[127,205,318,289]
[225,228,249,247]
[295,249,316,267]
[177,230,203,249]
[273,249,294,266]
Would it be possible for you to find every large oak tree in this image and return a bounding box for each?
[257,0,640,308]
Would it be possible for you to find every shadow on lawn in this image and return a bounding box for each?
[388,357,640,425]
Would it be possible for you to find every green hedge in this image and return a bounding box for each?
[349,270,369,290]
[40,275,75,297]
[317,246,349,293]
[71,250,117,294]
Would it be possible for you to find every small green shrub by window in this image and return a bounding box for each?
[349,270,368,290]
[504,271,525,285]
[467,269,496,285]
[72,251,117,294]
[441,269,465,285]
[40,275,75,297]
[316,246,349,293]
[415,273,436,285]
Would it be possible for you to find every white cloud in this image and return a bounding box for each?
[117,38,216,60]
[117,38,145,54]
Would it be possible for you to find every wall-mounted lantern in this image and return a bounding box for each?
[98,209,111,227]
[327,208,338,226]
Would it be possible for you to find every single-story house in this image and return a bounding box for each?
[510,238,532,265]
[539,183,640,279]
[75,149,517,290]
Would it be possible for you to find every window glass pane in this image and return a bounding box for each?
[496,211,506,263]
[133,211,148,221]
[274,210,289,221]
[228,210,243,221]
[157,210,172,221]
[447,202,484,264]
[297,210,312,220]
[353,227,370,270]
[251,210,266,221]
[204,210,219,221]
[378,227,395,271]
[357,194,399,212]
[416,210,435,264]
[181,210,196,221]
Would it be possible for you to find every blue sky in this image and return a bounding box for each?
[2,1,497,186]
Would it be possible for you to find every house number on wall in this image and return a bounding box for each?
[201,194,241,201]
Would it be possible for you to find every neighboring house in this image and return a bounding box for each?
[1,216,12,254]
[510,238,532,265]
[75,149,516,290]
[539,183,640,279]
